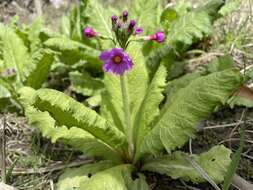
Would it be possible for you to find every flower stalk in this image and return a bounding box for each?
[120,75,134,158]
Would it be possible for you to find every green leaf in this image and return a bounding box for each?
[207,55,234,73]
[86,0,114,48]
[79,165,134,190]
[130,174,149,190]
[24,106,121,162]
[44,37,100,66]
[0,24,31,82]
[228,95,253,108]
[165,72,204,106]
[69,71,104,96]
[130,0,162,34]
[28,17,44,52]
[174,0,192,15]
[142,145,232,183]
[57,162,114,190]
[32,88,127,150]
[196,0,224,21]
[134,65,167,159]
[219,0,241,16]
[25,49,54,89]
[102,42,149,131]
[140,69,243,156]
[0,84,11,99]
[167,11,212,45]
[60,15,71,38]
[86,94,101,108]
[222,128,245,190]
[160,8,178,28]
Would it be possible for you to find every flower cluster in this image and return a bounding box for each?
[83,10,166,75]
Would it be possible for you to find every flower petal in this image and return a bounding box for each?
[99,51,111,61]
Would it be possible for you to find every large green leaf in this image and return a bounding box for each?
[31,88,127,150]
[142,145,231,183]
[102,43,149,132]
[44,37,100,66]
[219,0,241,16]
[69,71,104,96]
[165,72,204,106]
[28,17,44,53]
[134,64,167,159]
[57,162,114,190]
[60,16,71,37]
[0,24,31,82]
[0,84,10,99]
[196,0,225,21]
[86,0,114,48]
[167,11,212,45]
[140,69,243,156]
[79,165,134,190]
[25,49,54,89]
[24,106,121,162]
[130,0,162,34]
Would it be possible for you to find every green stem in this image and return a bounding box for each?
[120,75,134,159]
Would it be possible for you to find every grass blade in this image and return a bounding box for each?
[222,127,245,190]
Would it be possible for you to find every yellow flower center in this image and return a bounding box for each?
[113,55,122,64]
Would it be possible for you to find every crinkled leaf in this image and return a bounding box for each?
[69,71,104,96]
[129,174,149,190]
[25,49,54,89]
[134,65,167,159]
[32,88,127,150]
[0,85,10,99]
[28,17,44,52]
[168,11,212,45]
[140,69,243,155]
[196,0,225,21]
[44,37,100,66]
[130,0,162,34]
[219,0,241,16]
[165,72,204,106]
[86,0,114,48]
[174,0,192,15]
[206,55,234,73]
[79,165,134,190]
[57,162,114,190]
[0,24,31,82]
[60,16,71,37]
[25,106,121,162]
[142,145,231,183]
[86,94,101,108]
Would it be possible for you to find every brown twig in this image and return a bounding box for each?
[0,182,18,190]
[8,158,93,175]
[34,0,42,16]
[232,174,253,190]
[0,116,6,183]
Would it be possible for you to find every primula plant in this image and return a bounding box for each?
[18,6,247,189]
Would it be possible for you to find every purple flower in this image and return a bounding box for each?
[123,10,128,22]
[151,31,165,43]
[129,20,136,28]
[83,27,97,38]
[155,31,166,43]
[135,27,143,35]
[145,31,165,43]
[111,15,118,23]
[100,48,133,75]
[128,20,136,32]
